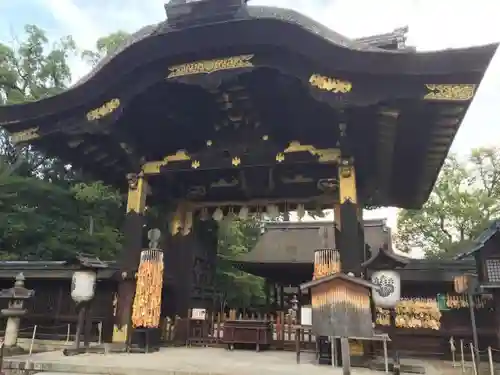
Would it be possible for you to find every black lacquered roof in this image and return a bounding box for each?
[0,3,497,208]
[0,6,495,124]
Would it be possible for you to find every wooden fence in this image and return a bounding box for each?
[160,309,316,351]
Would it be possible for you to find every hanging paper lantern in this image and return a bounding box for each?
[182,211,193,236]
[272,205,280,218]
[371,270,401,308]
[238,206,249,220]
[199,208,209,221]
[213,207,224,221]
[71,271,96,303]
[266,204,279,219]
[312,207,324,217]
[296,204,306,221]
[225,208,236,221]
[170,205,183,236]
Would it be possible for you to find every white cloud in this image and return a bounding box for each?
[36,0,500,257]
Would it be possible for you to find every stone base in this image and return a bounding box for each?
[1,347,375,375]
[2,346,26,357]
[112,324,128,343]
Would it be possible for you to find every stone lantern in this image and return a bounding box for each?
[0,273,35,347]
[63,254,108,356]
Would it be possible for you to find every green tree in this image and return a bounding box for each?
[0,25,125,261]
[0,24,76,104]
[215,218,265,309]
[0,25,77,176]
[395,147,500,259]
[0,176,123,260]
[81,31,130,67]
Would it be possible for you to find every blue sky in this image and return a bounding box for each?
[2,0,500,251]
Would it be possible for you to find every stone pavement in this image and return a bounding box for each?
[3,347,460,375]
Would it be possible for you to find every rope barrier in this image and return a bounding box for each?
[35,324,71,330]
[0,319,104,357]
[450,338,499,375]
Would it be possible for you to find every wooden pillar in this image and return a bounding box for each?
[297,287,302,323]
[493,290,500,349]
[356,207,366,266]
[273,283,278,310]
[336,159,363,276]
[280,284,285,310]
[265,279,271,312]
[112,172,148,344]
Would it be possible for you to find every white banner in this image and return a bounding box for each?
[301,306,312,326]
[191,308,207,320]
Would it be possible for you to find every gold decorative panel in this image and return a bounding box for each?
[309,74,352,93]
[282,141,341,163]
[86,98,120,121]
[142,150,191,175]
[11,127,39,144]
[167,55,254,79]
[424,84,476,101]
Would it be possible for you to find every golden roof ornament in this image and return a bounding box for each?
[11,127,39,144]
[309,74,352,93]
[142,150,192,175]
[86,98,120,121]
[167,55,254,79]
[232,157,241,166]
[424,84,476,101]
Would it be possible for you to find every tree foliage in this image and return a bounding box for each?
[81,31,130,67]
[395,147,500,259]
[215,219,265,308]
[0,25,124,261]
[0,24,76,104]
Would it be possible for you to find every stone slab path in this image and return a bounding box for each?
[4,347,461,375]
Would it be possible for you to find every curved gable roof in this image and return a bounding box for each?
[0,5,496,125]
[237,219,391,264]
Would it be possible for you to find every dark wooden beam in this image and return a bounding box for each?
[376,108,399,202]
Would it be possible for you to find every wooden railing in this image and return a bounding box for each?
[160,309,316,350]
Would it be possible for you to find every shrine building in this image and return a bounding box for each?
[0,0,496,347]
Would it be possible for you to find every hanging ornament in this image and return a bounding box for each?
[312,206,324,218]
[296,204,306,221]
[199,207,209,221]
[255,205,262,220]
[283,201,290,221]
[182,210,193,236]
[213,207,224,221]
[170,206,183,236]
[238,206,249,220]
[226,207,236,221]
[266,204,279,220]
[271,204,280,219]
